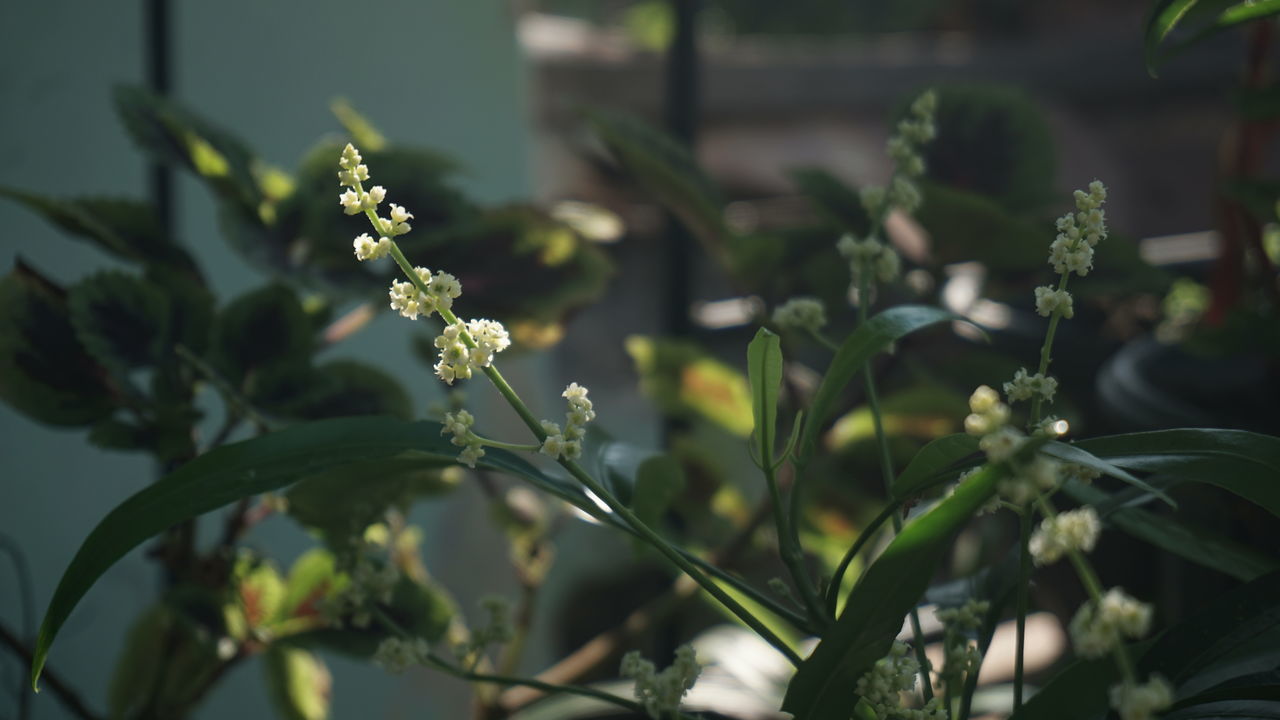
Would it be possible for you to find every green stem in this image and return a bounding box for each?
[1029,273,1071,425]
[1013,507,1032,710]
[825,501,898,615]
[856,266,934,702]
[474,435,541,453]
[763,451,829,627]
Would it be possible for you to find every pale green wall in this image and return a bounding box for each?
[0,2,532,718]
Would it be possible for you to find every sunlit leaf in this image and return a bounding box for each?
[747,328,784,462]
[265,647,332,720]
[626,335,755,437]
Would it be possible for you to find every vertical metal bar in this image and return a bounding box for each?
[660,0,700,340]
[145,0,173,237]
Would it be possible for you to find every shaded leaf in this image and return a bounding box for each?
[210,284,312,392]
[1074,429,1280,517]
[631,454,686,530]
[1145,0,1280,75]
[68,271,169,371]
[797,305,957,463]
[791,168,872,233]
[781,466,999,719]
[267,360,413,420]
[1042,440,1175,506]
[891,432,980,499]
[30,416,582,688]
[585,107,728,252]
[0,264,116,426]
[747,328,784,462]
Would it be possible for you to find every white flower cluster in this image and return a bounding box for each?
[442,410,484,468]
[620,646,702,720]
[772,296,828,333]
[1109,675,1174,720]
[963,386,1063,504]
[339,144,411,263]
[855,641,946,720]
[388,267,462,321]
[539,383,596,461]
[1030,506,1101,566]
[373,636,431,674]
[432,318,511,385]
[936,599,990,683]
[1004,367,1058,404]
[839,234,902,286]
[1034,286,1075,319]
[320,547,400,629]
[879,90,938,214]
[1069,587,1153,659]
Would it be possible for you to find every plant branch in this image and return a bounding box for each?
[0,621,101,720]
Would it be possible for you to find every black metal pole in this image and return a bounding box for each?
[660,0,700,340]
[145,0,173,237]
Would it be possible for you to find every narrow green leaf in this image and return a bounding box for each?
[1043,440,1176,507]
[797,305,957,463]
[891,432,980,500]
[631,454,686,530]
[30,416,579,689]
[1064,481,1279,581]
[1144,0,1205,76]
[1075,429,1280,517]
[781,466,999,719]
[748,328,783,465]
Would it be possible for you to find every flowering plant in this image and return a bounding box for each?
[6,15,1280,720]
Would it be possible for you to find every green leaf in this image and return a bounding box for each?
[890,432,980,499]
[1063,481,1279,581]
[67,271,169,371]
[1145,0,1206,75]
[1144,0,1280,76]
[797,305,957,463]
[584,108,728,253]
[210,284,312,391]
[108,605,170,719]
[631,454,686,530]
[283,576,456,657]
[0,264,117,426]
[580,425,662,506]
[285,457,459,546]
[747,328,784,464]
[625,335,756,437]
[114,85,262,213]
[1008,650,1132,720]
[30,416,580,689]
[790,168,872,233]
[264,647,331,720]
[270,360,414,420]
[1042,440,1176,507]
[0,189,201,278]
[781,466,999,719]
[279,549,341,623]
[1074,429,1280,517]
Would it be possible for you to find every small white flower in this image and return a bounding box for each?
[1022,455,1062,491]
[1030,506,1101,566]
[772,297,827,333]
[387,203,413,236]
[622,646,701,720]
[1069,588,1153,658]
[1109,675,1173,720]
[465,318,511,369]
[430,272,462,310]
[363,185,386,210]
[434,322,473,385]
[339,143,363,169]
[964,385,1011,436]
[540,433,567,459]
[979,426,1025,463]
[1034,286,1075,319]
[339,189,363,215]
[353,233,392,261]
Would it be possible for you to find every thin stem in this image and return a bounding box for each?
[1029,271,1071,424]
[825,502,898,615]
[174,345,271,433]
[1033,496,1136,683]
[474,435,541,453]
[1013,507,1032,710]
[0,622,101,720]
[764,456,828,627]
[427,653,654,717]
[378,233,800,665]
[857,266,935,702]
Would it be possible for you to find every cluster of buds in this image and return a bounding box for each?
[1030,506,1101,566]
[1003,367,1058,405]
[339,144,411,263]
[1033,181,1108,320]
[936,599,990,686]
[854,641,947,720]
[319,544,400,629]
[838,234,902,288]
[772,296,828,334]
[388,267,462,320]
[540,383,596,461]
[963,386,1062,505]
[1110,675,1174,720]
[433,318,511,385]
[877,90,939,214]
[454,595,515,664]
[620,646,702,720]
[442,410,485,468]
[1069,587,1153,659]
[373,636,431,674]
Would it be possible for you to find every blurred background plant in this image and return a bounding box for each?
[3,1,1279,719]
